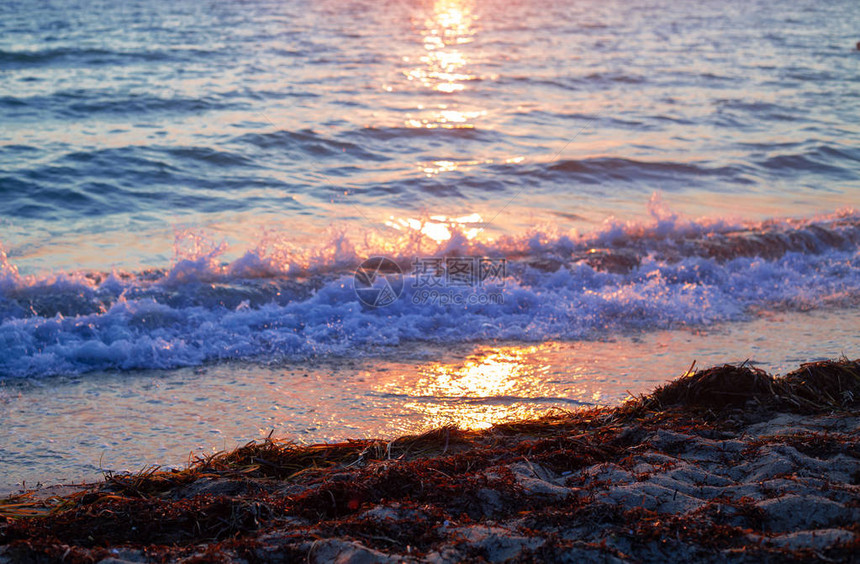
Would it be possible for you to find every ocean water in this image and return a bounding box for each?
[1,0,858,493]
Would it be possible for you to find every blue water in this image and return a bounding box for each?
[0,0,859,380]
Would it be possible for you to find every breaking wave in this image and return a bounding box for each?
[1,204,857,379]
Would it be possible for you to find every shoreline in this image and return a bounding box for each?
[2,359,858,563]
[3,306,858,499]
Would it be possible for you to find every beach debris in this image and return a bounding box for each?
[1,359,858,562]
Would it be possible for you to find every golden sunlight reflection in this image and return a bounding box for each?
[404,107,486,129]
[420,158,484,176]
[401,0,484,129]
[384,212,483,241]
[417,154,524,176]
[384,346,562,430]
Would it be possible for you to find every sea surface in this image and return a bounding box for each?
[1,0,858,493]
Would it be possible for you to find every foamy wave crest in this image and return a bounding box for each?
[0,206,858,378]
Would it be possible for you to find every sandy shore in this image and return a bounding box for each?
[1,360,858,563]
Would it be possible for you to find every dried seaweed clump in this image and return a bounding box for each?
[779,358,860,412]
[634,358,859,414]
[190,426,473,481]
[639,362,778,410]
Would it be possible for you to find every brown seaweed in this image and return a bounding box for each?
[1,358,858,563]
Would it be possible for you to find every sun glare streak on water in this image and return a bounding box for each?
[384,212,483,242]
[402,0,486,129]
[387,346,556,430]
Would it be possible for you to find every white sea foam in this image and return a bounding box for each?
[0,208,857,378]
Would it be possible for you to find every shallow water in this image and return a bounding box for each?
[1,0,858,493]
